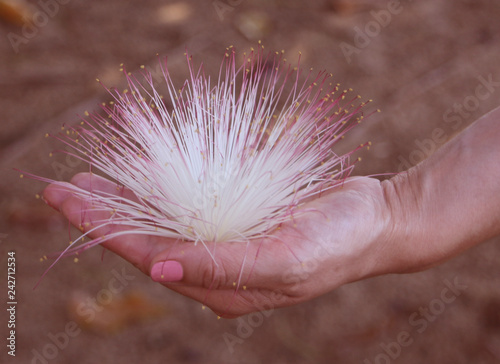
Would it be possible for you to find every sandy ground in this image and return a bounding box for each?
[1,0,500,363]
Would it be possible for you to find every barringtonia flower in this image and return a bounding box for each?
[34,45,372,261]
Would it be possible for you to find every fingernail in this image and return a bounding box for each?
[151,261,183,282]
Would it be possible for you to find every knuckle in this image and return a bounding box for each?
[199,258,231,289]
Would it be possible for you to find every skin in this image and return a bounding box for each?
[43,106,500,318]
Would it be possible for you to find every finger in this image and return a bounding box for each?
[42,172,140,210]
[50,172,140,240]
[44,173,177,275]
[43,181,78,211]
[159,249,298,317]
[147,227,300,291]
[69,172,140,203]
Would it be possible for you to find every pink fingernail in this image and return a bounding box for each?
[151,261,183,282]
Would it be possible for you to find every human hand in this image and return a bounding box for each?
[42,107,500,318]
[43,172,405,318]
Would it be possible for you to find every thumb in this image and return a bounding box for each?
[147,238,295,317]
[148,236,291,290]
[148,240,259,290]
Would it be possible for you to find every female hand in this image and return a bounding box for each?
[42,107,500,317]
[43,172,401,318]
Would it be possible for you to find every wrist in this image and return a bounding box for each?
[380,168,439,274]
[381,108,500,274]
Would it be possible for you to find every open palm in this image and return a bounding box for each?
[44,172,396,317]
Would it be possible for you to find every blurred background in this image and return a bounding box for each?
[1,0,500,363]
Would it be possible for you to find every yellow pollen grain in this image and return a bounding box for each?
[74,258,79,263]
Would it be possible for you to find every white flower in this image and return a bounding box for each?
[42,46,371,256]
